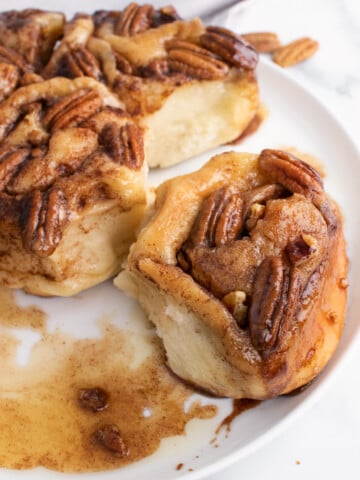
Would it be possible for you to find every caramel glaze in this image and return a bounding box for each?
[0,288,217,472]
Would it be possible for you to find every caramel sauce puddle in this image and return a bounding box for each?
[0,287,218,472]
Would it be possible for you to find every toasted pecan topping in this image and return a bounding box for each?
[100,122,144,170]
[200,26,258,71]
[167,39,229,80]
[0,147,30,191]
[186,186,243,249]
[248,256,301,356]
[42,89,102,131]
[0,63,19,101]
[259,149,324,205]
[56,47,103,81]
[115,3,154,36]
[21,188,69,256]
[0,45,32,72]
[113,51,133,75]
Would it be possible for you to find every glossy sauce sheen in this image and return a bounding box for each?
[0,287,217,472]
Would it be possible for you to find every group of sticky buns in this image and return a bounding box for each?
[0,5,348,399]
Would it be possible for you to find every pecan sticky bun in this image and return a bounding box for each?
[116,149,347,399]
[39,4,259,168]
[0,77,147,296]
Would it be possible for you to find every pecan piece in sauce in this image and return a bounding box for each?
[79,387,109,412]
[167,40,229,80]
[42,89,102,131]
[115,3,154,36]
[248,256,301,356]
[21,188,69,256]
[99,122,144,170]
[93,424,129,457]
[200,26,258,71]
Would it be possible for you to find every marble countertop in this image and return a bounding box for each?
[204,0,360,479]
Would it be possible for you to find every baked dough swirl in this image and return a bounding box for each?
[116,149,348,398]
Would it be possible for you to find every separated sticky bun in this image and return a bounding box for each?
[0,77,147,296]
[42,6,259,167]
[116,149,348,399]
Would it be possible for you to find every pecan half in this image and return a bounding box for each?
[200,26,258,71]
[249,256,301,356]
[99,122,144,170]
[0,147,30,191]
[187,186,244,249]
[258,149,324,207]
[93,424,129,457]
[42,89,102,131]
[21,188,69,256]
[0,63,19,101]
[56,47,103,80]
[115,3,154,36]
[272,37,319,67]
[167,40,229,80]
[113,51,133,75]
[0,45,32,72]
[241,32,281,53]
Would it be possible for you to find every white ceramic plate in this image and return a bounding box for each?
[2,2,360,479]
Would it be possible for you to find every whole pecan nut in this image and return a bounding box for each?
[56,47,103,81]
[186,186,244,249]
[200,26,258,71]
[115,3,154,36]
[272,37,319,67]
[167,39,229,80]
[248,256,301,356]
[258,149,324,206]
[100,122,145,170]
[21,188,69,256]
[241,32,281,53]
[42,89,102,131]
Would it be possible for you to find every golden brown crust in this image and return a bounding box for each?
[116,150,348,399]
